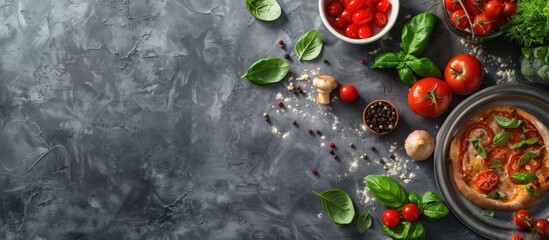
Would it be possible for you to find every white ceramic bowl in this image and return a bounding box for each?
[318,0,400,44]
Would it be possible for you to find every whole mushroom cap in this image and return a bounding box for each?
[313,75,338,91]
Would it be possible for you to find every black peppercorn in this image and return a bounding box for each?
[284,54,290,59]
[308,129,314,134]
[371,146,377,151]
[323,59,329,65]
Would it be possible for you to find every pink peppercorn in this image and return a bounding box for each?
[278,101,284,107]
[329,142,335,148]
[311,168,318,175]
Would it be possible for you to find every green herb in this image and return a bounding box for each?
[489,160,503,169]
[519,151,538,166]
[245,0,282,21]
[401,12,438,56]
[382,221,426,240]
[371,52,401,68]
[510,133,538,149]
[494,116,523,128]
[420,191,449,222]
[241,58,290,84]
[408,192,422,206]
[405,55,442,78]
[468,139,487,158]
[481,210,495,217]
[526,187,539,196]
[396,65,416,86]
[356,212,372,233]
[294,30,323,61]
[493,132,511,146]
[486,191,506,199]
[501,0,549,48]
[364,175,408,209]
[512,172,538,184]
[313,189,355,224]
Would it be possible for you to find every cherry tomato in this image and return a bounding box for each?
[450,10,469,30]
[345,24,359,39]
[484,0,503,19]
[382,209,400,228]
[340,10,353,22]
[357,25,372,39]
[509,234,523,240]
[376,0,391,13]
[401,204,420,222]
[533,218,549,237]
[473,13,493,36]
[343,0,352,6]
[333,16,349,29]
[513,209,533,231]
[408,78,453,118]
[445,0,462,11]
[327,0,345,17]
[485,146,511,167]
[444,54,483,95]
[474,170,499,192]
[339,84,358,102]
[501,0,516,18]
[366,0,379,5]
[374,12,388,27]
[464,0,485,15]
[346,0,371,13]
[352,9,373,25]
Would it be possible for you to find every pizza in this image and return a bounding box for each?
[449,106,549,211]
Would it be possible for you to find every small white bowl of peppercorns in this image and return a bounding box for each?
[363,100,399,134]
[319,0,400,44]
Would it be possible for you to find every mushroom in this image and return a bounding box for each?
[313,75,338,105]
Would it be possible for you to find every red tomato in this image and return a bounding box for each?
[501,0,516,18]
[327,0,345,17]
[445,0,462,11]
[459,122,494,155]
[340,10,353,22]
[509,234,523,240]
[450,10,469,30]
[474,170,499,192]
[521,158,541,173]
[352,9,373,25]
[485,146,511,167]
[343,0,352,6]
[533,219,549,237]
[357,25,372,39]
[345,24,359,39]
[366,0,378,5]
[444,54,483,95]
[374,12,387,27]
[484,0,503,19]
[333,16,349,29]
[382,209,400,228]
[339,84,358,102]
[346,0,371,13]
[507,154,521,183]
[408,78,453,118]
[464,0,485,15]
[513,209,533,231]
[473,13,493,36]
[401,204,420,222]
[376,0,391,13]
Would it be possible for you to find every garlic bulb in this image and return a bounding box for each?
[405,130,435,161]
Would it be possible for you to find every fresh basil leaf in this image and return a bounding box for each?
[371,52,401,69]
[420,191,443,205]
[512,172,537,184]
[526,187,539,196]
[422,202,449,222]
[401,12,437,56]
[525,137,539,145]
[241,57,289,84]
[511,137,539,149]
[405,56,442,78]
[313,189,355,224]
[493,132,511,146]
[408,192,422,206]
[364,175,408,209]
[468,139,487,158]
[294,30,323,61]
[481,210,495,217]
[397,66,416,86]
[245,0,282,21]
[486,191,506,199]
[356,212,372,233]
[518,152,538,167]
[382,221,426,240]
[494,116,523,128]
[489,160,503,169]
[522,48,532,58]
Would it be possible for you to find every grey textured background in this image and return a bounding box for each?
[0,0,547,239]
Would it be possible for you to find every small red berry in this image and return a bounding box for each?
[360,59,367,65]
[333,154,338,159]
[329,142,336,148]
[278,39,284,45]
[329,149,335,155]
[278,101,284,107]
[311,168,318,175]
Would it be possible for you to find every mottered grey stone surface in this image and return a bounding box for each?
[0,0,546,239]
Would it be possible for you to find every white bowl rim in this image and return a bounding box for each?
[318,0,400,44]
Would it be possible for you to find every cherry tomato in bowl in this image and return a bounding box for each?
[339,84,358,102]
[408,77,453,118]
[444,54,483,95]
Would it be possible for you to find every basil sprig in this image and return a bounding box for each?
[486,191,506,199]
[512,172,537,184]
[494,115,523,128]
[241,57,290,84]
[481,210,495,217]
[371,12,440,86]
[493,132,511,146]
[294,30,323,61]
[468,139,487,158]
[510,133,538,149]
[245,0,282,21]
[313,189,355,224]
[364,175,408,209]
[356,212,372,233]
[526,187,539,196]
[420,191,449,222]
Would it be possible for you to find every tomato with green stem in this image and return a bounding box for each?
[473,13,493,36]
[408,78,453,118]
[445,0,462,11]
[444,54,483,95]
[450,10,469,30]
[501,0,516,18]
[533,218,549,237]
[514,209,533,231]
[484,0,503,19]
[382,209,400,228]
[464,0,485,15]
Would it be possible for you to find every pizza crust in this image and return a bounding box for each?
[449,106,549,211]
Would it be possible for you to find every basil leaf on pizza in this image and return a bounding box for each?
[518,151,538,167]
[512,172,537,184]
[489,160,503,169]
[468,139,487,158]
[486,191,506,199]
[493,132,511,146]
[494,116,523,128]
[526,187,539,197]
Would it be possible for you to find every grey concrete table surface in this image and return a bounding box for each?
[0,0,548,239]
